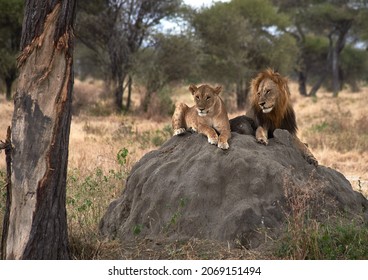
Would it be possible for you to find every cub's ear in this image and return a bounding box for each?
[214,85,222,95]
[189,84,197,95]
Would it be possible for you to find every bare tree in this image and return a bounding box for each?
[1,0,76,260]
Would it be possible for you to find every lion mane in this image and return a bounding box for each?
[249,68,297,137]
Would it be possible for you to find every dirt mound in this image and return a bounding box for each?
[100,128,368,248]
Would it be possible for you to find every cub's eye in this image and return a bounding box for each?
[206,96,211,100]
[195,96,200,100]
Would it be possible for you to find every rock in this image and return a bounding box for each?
[99,129,368,248]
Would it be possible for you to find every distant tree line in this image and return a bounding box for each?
[1,0,368,110]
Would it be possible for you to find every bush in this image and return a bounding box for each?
[277,173,368,260]
[67,148,129,259]
[145,87,175,119]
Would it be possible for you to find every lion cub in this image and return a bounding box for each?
[172,84,231,150]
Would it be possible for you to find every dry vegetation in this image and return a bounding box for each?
[0,78,367,259]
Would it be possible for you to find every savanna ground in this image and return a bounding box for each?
[0,79,367,259]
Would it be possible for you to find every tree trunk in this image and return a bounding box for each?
[297,70,307,96]
[295,57,307,96]
[236,79,246,110]
[309,73,327,97]
[5,79,12,101]
[1,0,76,260]
[114,75,125,111]
[331,24,350,97]
[331,39,340,97]
[5,74,15,101]
[126,75,132,111]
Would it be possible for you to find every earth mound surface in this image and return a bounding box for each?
[100,128,367,248]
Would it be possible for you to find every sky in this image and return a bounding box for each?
[183,0,230,9]
[159,0,230,33]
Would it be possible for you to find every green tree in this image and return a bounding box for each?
[191,0,297,108]
[276,0,368,96]
[135,33,200,112]
[340,45,368,92]
[0,0,23,100]
[76,0,182,111]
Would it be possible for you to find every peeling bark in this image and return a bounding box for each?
[1,0,76,260]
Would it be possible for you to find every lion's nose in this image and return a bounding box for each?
[259,101,266,107]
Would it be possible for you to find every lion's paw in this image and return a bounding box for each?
[173,128,186,136]
[218,141,229,150]
[208,137,218,145]
[256,137,268,145]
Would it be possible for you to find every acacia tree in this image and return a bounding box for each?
[135,33,200,112]
[1,0,76,259]
[192,0,296,109]
[276,0,368,96]
[77,0,182,111]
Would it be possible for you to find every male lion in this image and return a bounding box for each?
[239,68,318,165]
[172,84,231,150]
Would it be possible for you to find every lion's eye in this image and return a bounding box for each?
[195,96,200,100]
[206,96,211,100]
[265,89,271,95]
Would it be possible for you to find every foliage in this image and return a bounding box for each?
[67,148,130,258]
[76,0,182,110]
[277,0,368,96]
[134,33,200,111]
[191,1,250,83]
[277,219,368,260]
[340,46,368,91]
[0,0,23,99]
[277,172,368,260]
[191,0,297,107]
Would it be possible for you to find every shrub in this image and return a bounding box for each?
[277,219,368,260]
[67,148,129,259]
[277,173,368,260]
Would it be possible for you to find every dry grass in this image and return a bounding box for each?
[289,83,368,197]
[69,237,272,260]
[1,79,368,259]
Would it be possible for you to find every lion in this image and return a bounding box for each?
[172,84,231,150]
[244,68,318,165]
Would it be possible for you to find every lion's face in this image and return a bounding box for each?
[256,78,279,114]
[189,84,222,117]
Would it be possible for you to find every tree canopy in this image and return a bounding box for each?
[1,0,368,108]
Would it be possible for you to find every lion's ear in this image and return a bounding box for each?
[214,86,222,95]
[189,84,197,95]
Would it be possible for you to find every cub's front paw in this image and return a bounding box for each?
[173,128,186,136]
[189,127,197,133]
[256,137,268,145]
[208,136,218,145]
[218,141,229,150]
